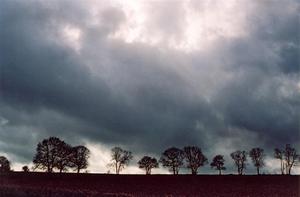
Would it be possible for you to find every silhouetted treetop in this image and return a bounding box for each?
[249,147,265,175]
[210,155,226,175]
[138,156,159,175]
[183,146,207,175]
[33,137,66,173]
[230,150,247,175]
[32,136,90,173]
[70,145,90,173]
[109,147,133,174]
[160,147,184,175]
[274,144,299,175]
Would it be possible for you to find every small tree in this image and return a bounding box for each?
[160,147,184,175]
[249,147,265,175]
[71,145,90,173]
[22,166,29,172]
[230,150,247,175]
[109,147,133,174]
[210,155,226,175]
[274,148,285,174]
[183,146,208,175]
[138,156,159,175]
[0,156,10,173]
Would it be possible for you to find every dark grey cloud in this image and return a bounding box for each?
[0,0,299,173]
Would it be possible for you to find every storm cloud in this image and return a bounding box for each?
[0,0,299,173]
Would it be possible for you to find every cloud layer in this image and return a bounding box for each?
[0,0,299,173]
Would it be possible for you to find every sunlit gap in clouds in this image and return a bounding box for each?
[107,0,248,52]
[62,25,82,52]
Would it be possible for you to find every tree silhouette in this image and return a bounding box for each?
[160,147,184,175]
[283,144,299,175]
[183,146,207,175]
[22,165,29,172]
[210,155,226,175]
[230,150,247,175]
[274,144,299,175]
[0,156,10,173]
[138,156,159,175]
[109,147,133,174]
[274,148,285,174]
[249,147,265,175]
[55,143,73,173]
[70,145,90,173]
[33,137,69,173]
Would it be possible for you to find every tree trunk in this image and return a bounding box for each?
[280,160,284,174]
[192,169,197,175]
[219,169,221,175]
[257,167,260,175]
[146,167,150,175]
[77,168,80,173]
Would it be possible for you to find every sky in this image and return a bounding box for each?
[0,0,299,174]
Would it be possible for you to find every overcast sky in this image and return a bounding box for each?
[0,0,299,174]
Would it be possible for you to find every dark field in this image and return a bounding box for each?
[0,173,299,197]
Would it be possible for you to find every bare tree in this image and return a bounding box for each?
[249,147,265,175]
[71,145,90,173]
[138,156,159,175]
[210,155,226,175]
[284,144,299,175]
[109,147,133,174]
[230,150,247,175]
[160,147,184,175]
[274,148,285,174]
[183,146,207,175]
[0,156,10,173]
[275,144,299,175]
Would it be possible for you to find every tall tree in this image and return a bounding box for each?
[230,150,247,175]
[55,143,73,173]
[249,147,265,175]
[0,156,10,173]
[138,156,159,175]
[71,145,90,173]
[210,155,226,175]
[274,148,285,174]
[160,147,184,175]
[33,137,68,173]
[274,144,300,175]
[109,147,133,174]
[283,144,299,175]
[183,146,207,175]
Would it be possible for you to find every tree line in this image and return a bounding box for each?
[0,137,299,175]
[33,137,90,173]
